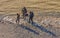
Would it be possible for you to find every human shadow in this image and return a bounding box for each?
[5,21,39,35]
[25,19,57,37]
[16,24,39,35]
[1,14,56,36]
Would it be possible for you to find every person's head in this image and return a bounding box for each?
[24,7,26,8]
[30,11,33,14]
[17,13,19,15]
[22,7,25,10]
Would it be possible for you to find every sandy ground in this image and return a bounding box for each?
[0,0,60,38]
[0,14,60,38]
[0,0,60,14]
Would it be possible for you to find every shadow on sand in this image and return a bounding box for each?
[1,14,56,36]
[16,24,39,35]
[5,21,39,35]
[4,18,56,36]
[0,14,39,35]
[25,19,57,37]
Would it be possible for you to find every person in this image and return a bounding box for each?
[16,13,20,24]
[22,7,27,19]
[29,11,34,24]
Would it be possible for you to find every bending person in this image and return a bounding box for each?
[22,7,27,19]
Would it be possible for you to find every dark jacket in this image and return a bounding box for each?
[30,12,34,18]
[22,7,27,14]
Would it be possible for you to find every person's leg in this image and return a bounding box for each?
[18,20,19,24]
[31,17,33,24]
[22,13,24,18]
[16,18,19,24]
[23,13,25,20]
[24,13,27,20]
[29,17,30,23]
[16,19,17,23]
[17,19,20,24]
